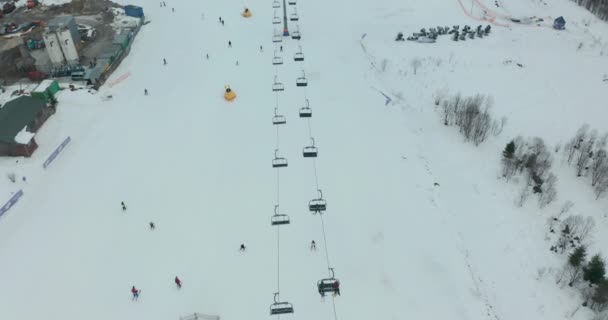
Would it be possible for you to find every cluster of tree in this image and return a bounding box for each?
[438,93,505,145]
[571,0,608,21]
[549,214,595,254]
[562,246,608,312]
[502,137,557,207]
[563,125,608,199]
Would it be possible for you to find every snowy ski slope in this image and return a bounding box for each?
[1,0,608,319]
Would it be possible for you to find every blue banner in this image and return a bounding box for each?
[43,136,71,169]
[0,190,23,219]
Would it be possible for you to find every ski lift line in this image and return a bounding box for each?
[320,214,332,276]
[277,224,281,293]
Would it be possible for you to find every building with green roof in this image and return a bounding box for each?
[0,96,56,157]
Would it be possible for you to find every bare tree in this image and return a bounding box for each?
[591,148,608,186]
[410,58,422,75]
[575,129,597,176]
[539,173,557,208]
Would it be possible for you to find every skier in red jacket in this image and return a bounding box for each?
[175,276,182,288]
[131,286,140,300]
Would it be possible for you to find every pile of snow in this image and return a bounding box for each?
[39,0,73,6]
[14,127,35,144]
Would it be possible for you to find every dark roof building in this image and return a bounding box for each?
[0,96,55,157]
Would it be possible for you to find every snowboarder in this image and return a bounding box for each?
[149,222,155,230]
[121,201,127,211]
[310,240,316,250]
[175,276,182,288]
[332,280,340,296]
[163,58,167,65]
[131,286,140,300]
[228,41,232,48]
[280,45,283,52]
[144,89,148,95]
[240,243,246,252]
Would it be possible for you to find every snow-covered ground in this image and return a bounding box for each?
[1,0,607,319]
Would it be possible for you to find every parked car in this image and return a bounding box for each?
[2,2,16,14]
[27,70,48,81]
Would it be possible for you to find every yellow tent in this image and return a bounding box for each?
[224,86,236,101]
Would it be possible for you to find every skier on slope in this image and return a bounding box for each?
[121,201,127,211]
[310,240,316,250]
[240,243,246,252]
[163,58,167,65]
[175,276,182,288]
[131,286,140,300]
[149,222,155,230]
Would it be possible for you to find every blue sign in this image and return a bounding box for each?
[43,136,71,169]
[0,190,24,219]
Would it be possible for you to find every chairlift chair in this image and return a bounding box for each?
[273,108,286,125]
[290,9,299,21]
[288,0,296,5]
[296,71,308,87]
[270,293,294,315]
[317,268,340,297]
[272,51,283,65]
[273,30,283,43]
[272,0,280,8]
[273,10,281,24]
[272,149,288,168]
[308,189,327,213]
[294,46,304,61]
[302,137,318,158]
[291,29,301,40]
[272,76,285,92]
[271,205,290,226]
[299,99,312,118]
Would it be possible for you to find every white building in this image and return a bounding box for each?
[44,16,81,66]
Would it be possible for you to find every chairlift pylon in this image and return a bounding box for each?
[272,75,285,92]
[299,99,312,118]
[294,46,304,62]
[271,205,291,226]
[273,108,286,125]
[272,51,283,65]
[296,71,308,87]
[270,293,294,315]
[272,149,288,168]
[317,268,340,297]
[308,189,327,213]
[302,137,317,158]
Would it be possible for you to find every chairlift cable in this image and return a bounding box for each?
[320,214,332,273]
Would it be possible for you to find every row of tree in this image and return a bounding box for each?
[563,125,608,199]
[502,137,557,208]
[437,93,505,145]
[571,0,608,21]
